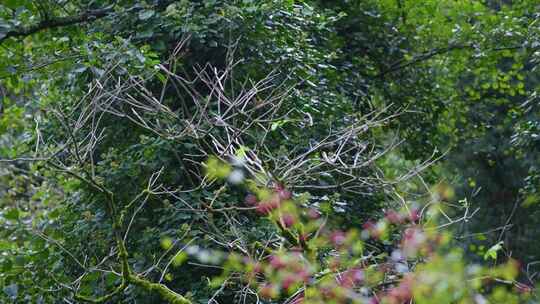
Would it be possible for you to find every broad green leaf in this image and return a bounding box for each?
[484,241,503,261]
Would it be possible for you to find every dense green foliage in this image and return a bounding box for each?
[1,0,539,303]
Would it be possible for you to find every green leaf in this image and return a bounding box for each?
[522,194,540,207]
[235,145,250,159]
[3,0,25,9]
[484,241,503,261]
[270,119,290,131]
[160,237,173,250]
[4,208,19,221]
[172,252,188,267]
[0,240,11,250]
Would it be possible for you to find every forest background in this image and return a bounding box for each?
[1,0,540,303]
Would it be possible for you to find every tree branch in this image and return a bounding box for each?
[377,44,471,77]
[377,43,529,77]
[0,7,113,45]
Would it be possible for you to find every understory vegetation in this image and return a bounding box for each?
[1,0,540,303]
